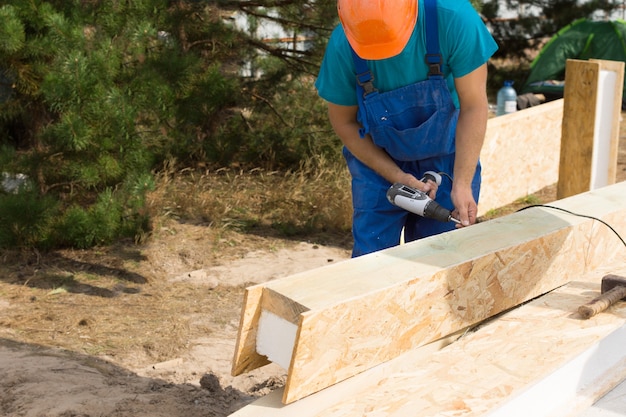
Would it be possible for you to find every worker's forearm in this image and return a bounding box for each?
[453,106,487,188]
[449,106,487,226]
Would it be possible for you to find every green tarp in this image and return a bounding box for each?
[522,18,626,103]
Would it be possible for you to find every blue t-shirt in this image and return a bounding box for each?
[315,0,498,108]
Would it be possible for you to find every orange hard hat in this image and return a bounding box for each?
[337,0,418,60]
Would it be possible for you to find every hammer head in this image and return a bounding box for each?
[601,274,626,295]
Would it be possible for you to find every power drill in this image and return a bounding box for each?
[386,171,460,224]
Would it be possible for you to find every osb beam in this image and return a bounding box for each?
[479,99,563,216]
[230,266,626,416]
[232,181,626,404]
[558,59,624,199]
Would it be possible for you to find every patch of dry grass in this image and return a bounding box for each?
[144,153,567,239]
[147,156,353,238]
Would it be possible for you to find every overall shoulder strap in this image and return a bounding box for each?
[350,47,376,137]
[424,0,444,78]
[351,47,378,99]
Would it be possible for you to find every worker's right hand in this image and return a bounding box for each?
[398,172,438,200]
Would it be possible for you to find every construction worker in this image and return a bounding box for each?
[316,0,498,257]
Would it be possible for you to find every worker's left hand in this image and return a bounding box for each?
[451,186,478,227]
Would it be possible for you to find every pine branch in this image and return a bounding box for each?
[244,35,319,76]
[238,5,334,33]
[250,91,292,128]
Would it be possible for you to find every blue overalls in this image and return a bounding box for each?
[346,0,481,257]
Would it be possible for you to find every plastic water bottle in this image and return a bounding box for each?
[496,80,517,116]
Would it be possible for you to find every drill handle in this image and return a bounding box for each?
[421,171,442,186]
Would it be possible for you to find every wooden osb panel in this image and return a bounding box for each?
[232,182,626,404]
[479,99,563,217]
[231,285,270,375]
[558,60,600,199]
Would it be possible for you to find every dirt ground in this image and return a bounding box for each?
[0,228,352,417]
[1,112,626,417]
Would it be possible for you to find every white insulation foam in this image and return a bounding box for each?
[591,69,617,189]
[256,310,298,370]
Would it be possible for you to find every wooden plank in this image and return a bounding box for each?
[558,60,599,198]
[479,99,563,216]
[231,285,270,375]
[557,59,624,199]
[232,181,626,404]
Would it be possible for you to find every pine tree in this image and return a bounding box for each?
[0,0,179,248]
[0,0,341,249]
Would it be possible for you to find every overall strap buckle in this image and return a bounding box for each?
[356,71,378,96]
[425,53,443,77]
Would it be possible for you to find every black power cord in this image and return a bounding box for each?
[431,171,626,249]
[516,204,626,248]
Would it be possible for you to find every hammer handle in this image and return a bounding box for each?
[578,286,626,319]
